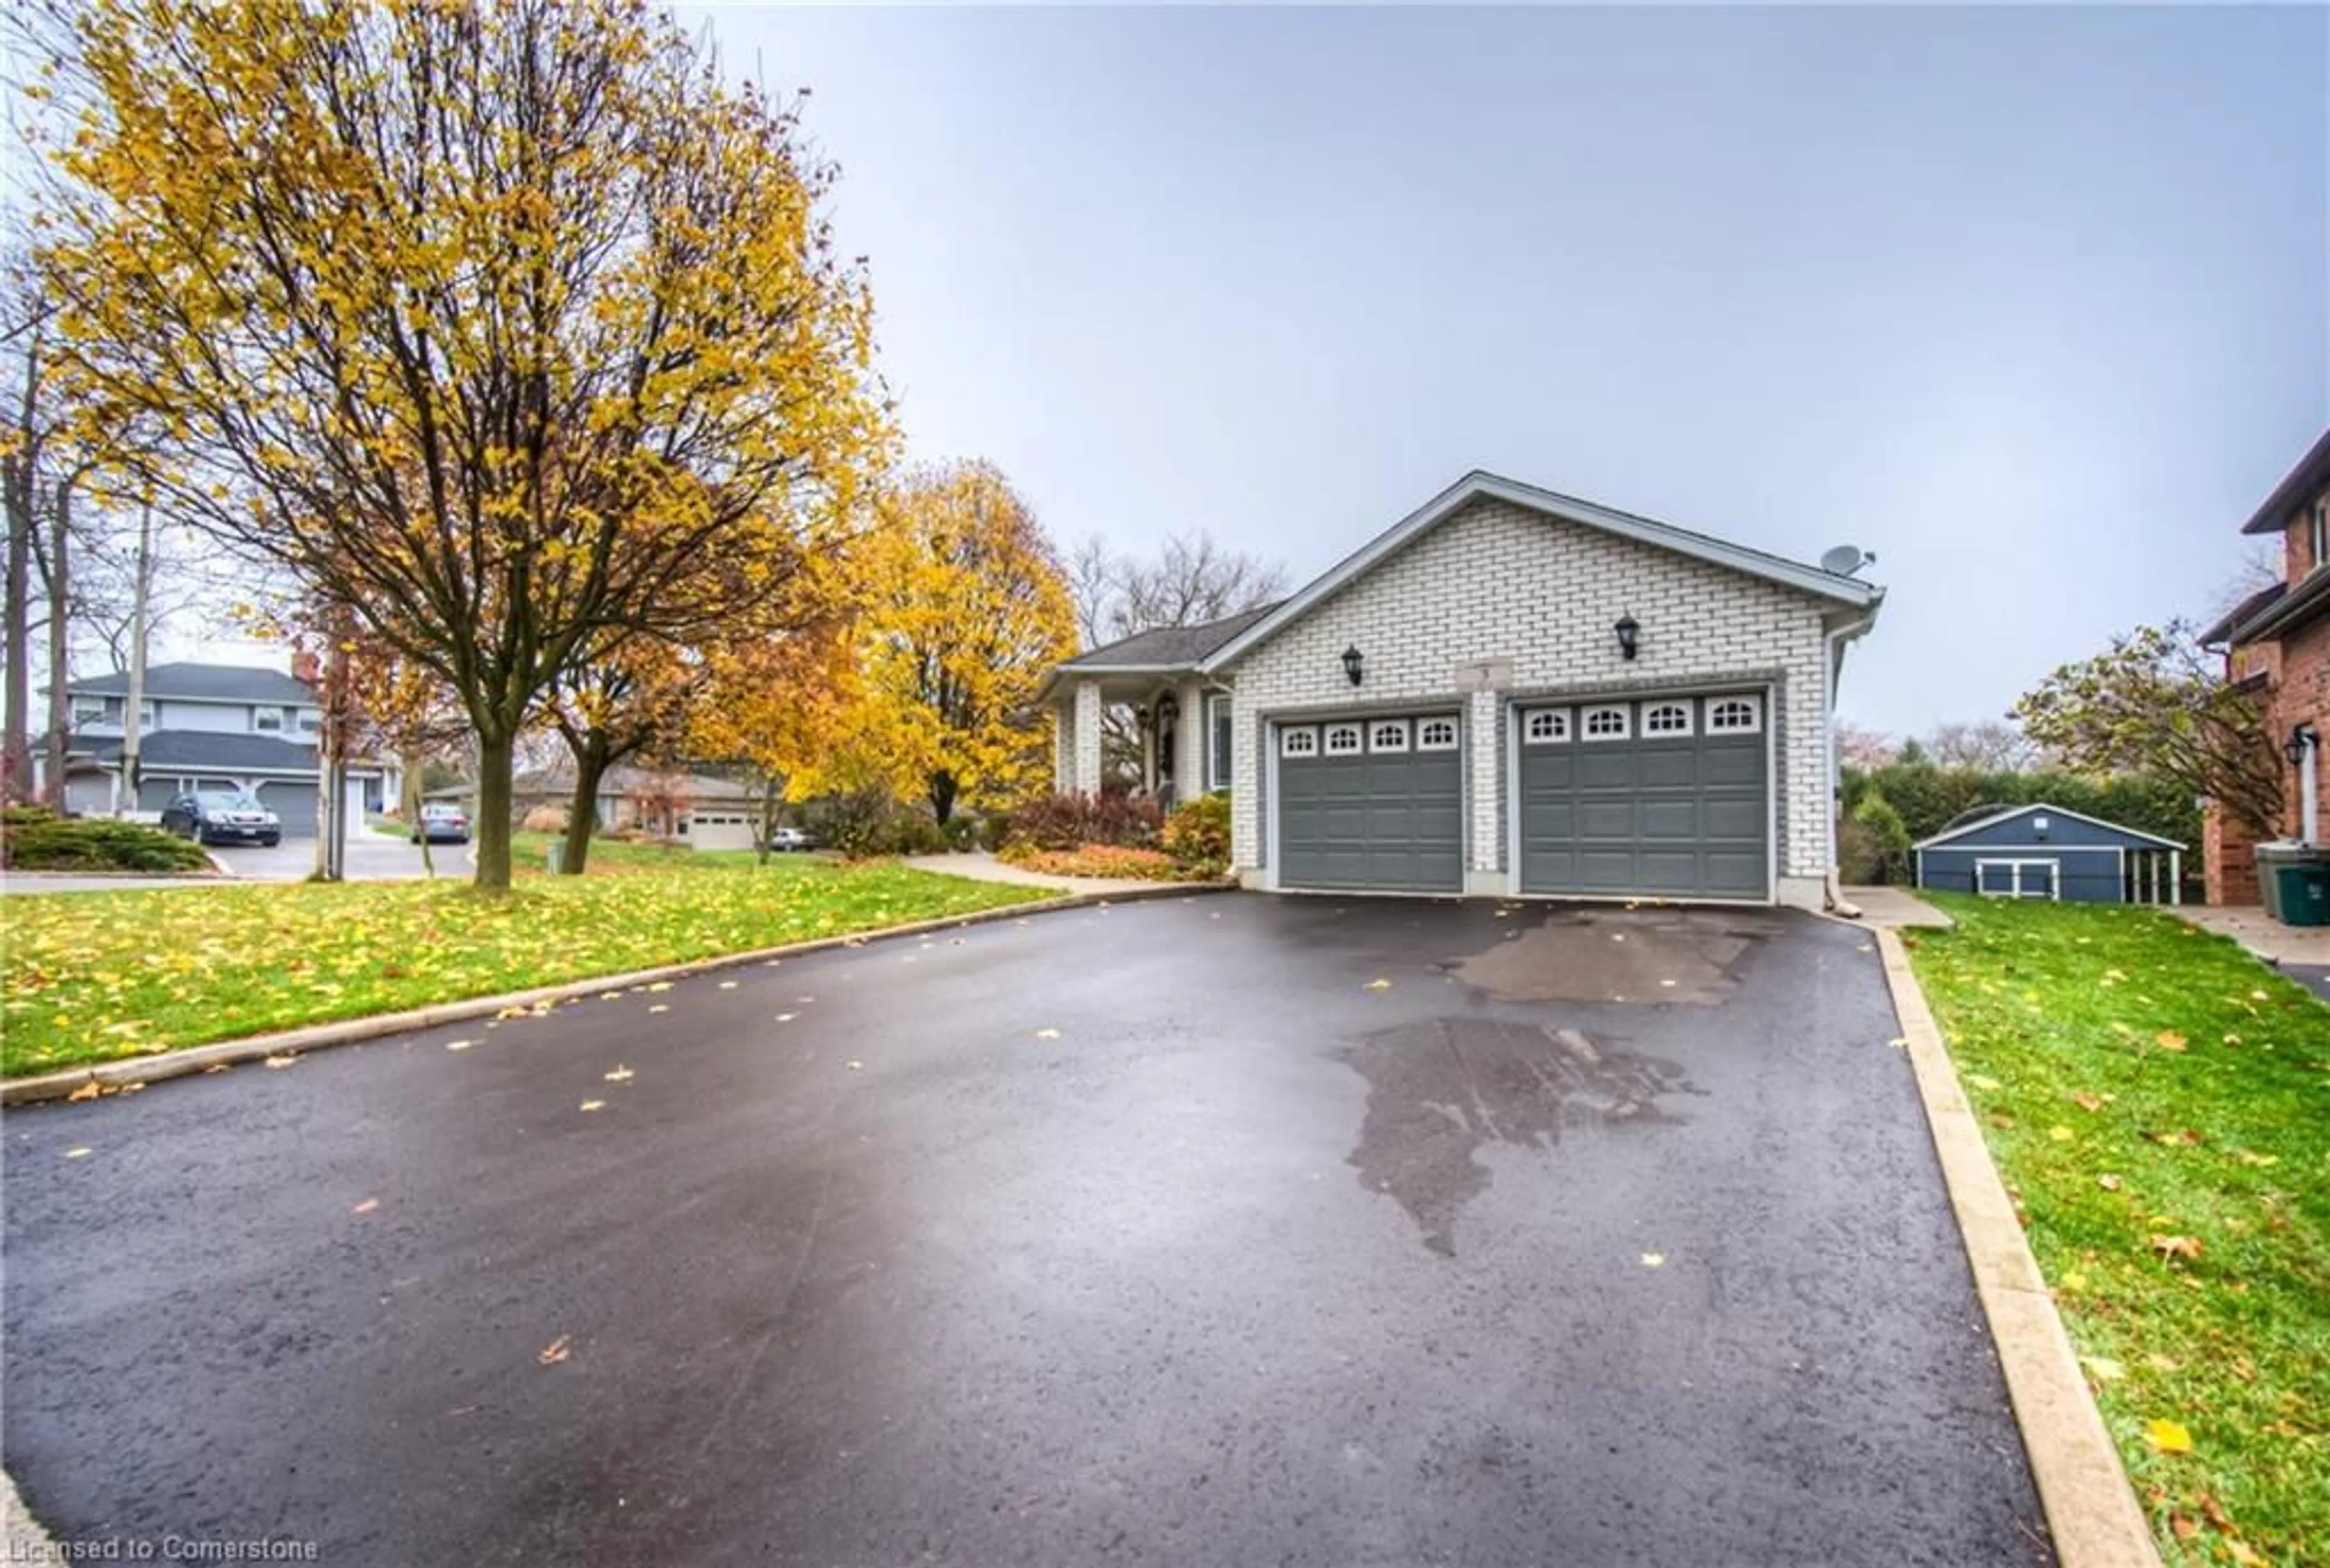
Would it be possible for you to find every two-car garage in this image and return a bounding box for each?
[1271,691,1771,902]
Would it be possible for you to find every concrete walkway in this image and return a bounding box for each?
[2177,905,2330,1003]
[1839,885,1955,929]
[906,851,1183,897]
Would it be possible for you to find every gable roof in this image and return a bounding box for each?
[1911,802,2183,852]
[1197,470,1883,673]
[2239,425,2330,536]
[1058,603,1281,673]
[77,729,377,776]
[70,661,315,705]
[2221,564,2330,647]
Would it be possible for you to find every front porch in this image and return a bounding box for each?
[1048,674,1229,805]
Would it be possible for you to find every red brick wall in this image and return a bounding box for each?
[2205,802,2261,905]
[2278,615,2330,839]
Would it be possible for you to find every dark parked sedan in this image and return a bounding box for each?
[160,791,282,847]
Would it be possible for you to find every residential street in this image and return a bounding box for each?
[2,831,457,893]
[3,896,2050,1567]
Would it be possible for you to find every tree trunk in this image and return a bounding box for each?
[929,769,957,825]
[3,456,30,804]
[473,728,516,893]
[755,774,777,867]
[560,743,609,876]
[41,478,69,809]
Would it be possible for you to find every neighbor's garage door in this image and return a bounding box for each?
[684,811,758,851]
[255,780,319,836]
[1276,714,1462,892]
[1516,693,1768,900]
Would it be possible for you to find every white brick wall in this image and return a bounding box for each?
[1227,496,1837,896]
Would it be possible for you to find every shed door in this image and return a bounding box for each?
[1276,715,1462,893]
[1516,694,1769,900]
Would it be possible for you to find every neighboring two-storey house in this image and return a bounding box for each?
[49,660,390,836]
[2200,426,2330,905]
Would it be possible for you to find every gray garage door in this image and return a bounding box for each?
[1276,714,1462,892]
[1516,693,1768,900]
[256,780,320,835]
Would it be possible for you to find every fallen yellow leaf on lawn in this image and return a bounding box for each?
[2143,1419,2192,1455]
[66,1081,100,1102]
[2155,1030,2187,1052]
[579,1100,606,1112]
[604,1066,634,1083]
[2099,1174,2123,1191]
[537,1336,571,1366]
[2151,1234,2203,1265]
[1641,1252,1665,1268]
[352,1198,379,1215]
[2226,1540,2265,1566]
[2072,1092,2104,1113]
[2223,1032,2243,1047]
[2078,1354,2124,1380]
[1966,1073,2001,1092]
[2048,1126,2075,1143]
[2059,1271,2087,1292]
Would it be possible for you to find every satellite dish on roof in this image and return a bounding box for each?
[1820,544,1874,577]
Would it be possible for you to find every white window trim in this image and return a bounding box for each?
[1707,696,1763,735]
[1642,701,1694,737]
[1581,704,1631,742]
[72,700,107,728]
[1369,720,1410,754]
[253,705,286,734]
[1205,692,1233,791]
[1323,723,1364,756]
[1522,708,1570,745]
[1416,717,1460,752]
[1974,857,2061,901]
[1280,725,1319,759]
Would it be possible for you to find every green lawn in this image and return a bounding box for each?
[1908,894,2328,1568]
[1,851,1045,1077]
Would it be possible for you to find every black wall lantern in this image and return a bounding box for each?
[1157,692,1180,725]
[1341,646,1365,687]
[1614,613,1641,662]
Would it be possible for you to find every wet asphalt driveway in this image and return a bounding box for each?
[4,895,2050,1567]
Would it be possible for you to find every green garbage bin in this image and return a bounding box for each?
[2274,863,2330,927]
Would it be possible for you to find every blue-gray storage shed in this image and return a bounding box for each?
[1913,803,2185,905]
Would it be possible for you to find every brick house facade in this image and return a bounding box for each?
[2200,427,2330,904]
[1043,471,1883,909]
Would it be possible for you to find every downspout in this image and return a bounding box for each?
[2301,726,2322,848]
[1822,603,1883,917]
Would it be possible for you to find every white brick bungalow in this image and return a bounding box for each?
[1041,471,1883,909]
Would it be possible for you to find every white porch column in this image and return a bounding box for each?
[1052,699,1073,792]
[1173,681,1205,795]
[1467,688,1501,880]
[1072,680,1103,796]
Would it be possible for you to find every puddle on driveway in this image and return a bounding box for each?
[1343,1017,1701,1256]
[1451,907,1781,1005]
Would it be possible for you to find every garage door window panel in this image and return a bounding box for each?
[1582,705,1630,740]
[1523,709,1570,745]
[1643,701,1693,737]
[1281,726,1318,759]
[1417,718,1459,751]
[1369,720,1410,753]
[1324,724,1363,756]
[1708,697,1761,734]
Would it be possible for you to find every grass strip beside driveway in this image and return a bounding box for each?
[2,856,1045,1077]
[1907,894,2327,1568]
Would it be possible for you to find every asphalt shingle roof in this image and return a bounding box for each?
[1059,604,1282,671]
[77,730,336,772]
[70,661,316,705]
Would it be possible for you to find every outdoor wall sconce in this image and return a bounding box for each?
[2286,725,2320,765]
[1342,646,1365,686]
[1614,614,1641,662]
[1157,693,1180,724]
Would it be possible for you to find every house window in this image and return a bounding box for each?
[1369,720,1409,753]
[1707,696,1762,734]
[71,699,106,728]
[297,709,320,734]
[1643,701,1693,736]
[1206,692,1233,791]
[1416,717,1459,751]
[1280,726,1319,759]
[253,706,285,734]
[1582,705,1630,740]
[1323,723,1363,756]
[1522,708,1569,745]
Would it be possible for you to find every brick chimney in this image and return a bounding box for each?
[292,650,322,685]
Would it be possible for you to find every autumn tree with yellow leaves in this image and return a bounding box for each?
[851,463,1076,825]
[33,0,886,890]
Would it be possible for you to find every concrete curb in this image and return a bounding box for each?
[3,882,1226,1106]
[1873,927,2161,1568]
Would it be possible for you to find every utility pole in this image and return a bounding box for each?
[312,615,353,880]
[119,493,152,815]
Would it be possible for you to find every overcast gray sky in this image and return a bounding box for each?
[670,2,2328,736]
